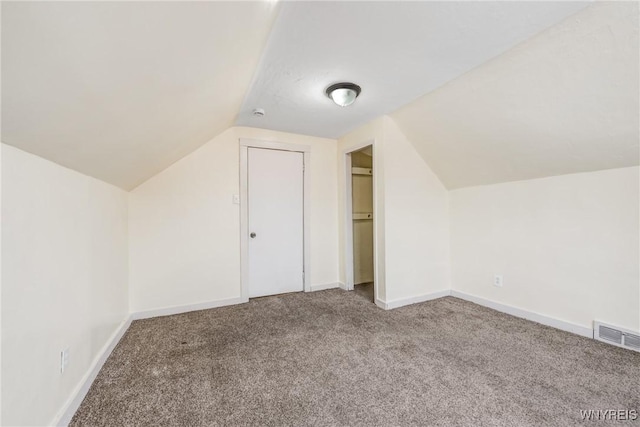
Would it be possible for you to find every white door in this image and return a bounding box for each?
[248,147,304,298]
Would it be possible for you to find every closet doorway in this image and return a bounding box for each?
[344,143,375,303]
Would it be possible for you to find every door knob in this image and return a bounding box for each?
[250,232,256,238]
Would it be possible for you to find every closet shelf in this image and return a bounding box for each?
[352,167,372,176]
[353,212,373,220]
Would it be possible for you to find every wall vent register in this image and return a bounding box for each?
[594,321,640,352]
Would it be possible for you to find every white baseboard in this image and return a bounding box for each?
[450,290,593,338]
[131,297,246,320]
[338,282,348,291]
[309,282,340,292]
[375,289,451,310]
[53,315,133,427]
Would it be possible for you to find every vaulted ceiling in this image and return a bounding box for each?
[2,2,277,189]
[236,1,589,138]
[3,1,637,191]
[391,1,639,189]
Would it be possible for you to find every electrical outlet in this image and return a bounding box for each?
[60,348,69,374]
[494,274,503,287]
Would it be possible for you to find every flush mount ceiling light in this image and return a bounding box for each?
[326,82,361,107]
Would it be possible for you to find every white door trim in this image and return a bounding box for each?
[342,139,377,299]
[240,138,311,153]
[239,139,311,302]
[344,153,354,291]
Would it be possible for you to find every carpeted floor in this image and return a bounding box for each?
[71,290,640,426]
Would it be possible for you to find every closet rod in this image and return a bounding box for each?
[352,213,373,220]
[352,167,372,176]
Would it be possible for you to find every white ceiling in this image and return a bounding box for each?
[4,1,631,191]
[236,1,590,138]
[1,1,277,190]
[391,2,639,189]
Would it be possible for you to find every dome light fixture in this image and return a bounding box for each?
[326,82,361,107]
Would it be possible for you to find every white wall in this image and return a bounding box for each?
[2,119,636,426]
[337,117,451,305]
[1,144,129,426]
[450,166,640,332]
[128,127,339,313]
[382,117,450,302]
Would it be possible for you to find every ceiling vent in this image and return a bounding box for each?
[594,321,640,352]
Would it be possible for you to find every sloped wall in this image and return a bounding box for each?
[391,2,639,189]
[1,144,129,426]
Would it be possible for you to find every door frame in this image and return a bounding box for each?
[343,139,377,299]
[239,138,311,302]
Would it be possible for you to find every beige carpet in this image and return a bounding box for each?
[71,290,640,426]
